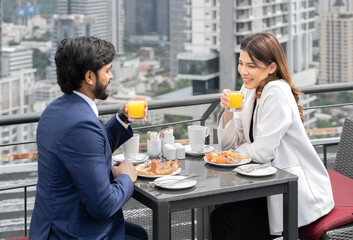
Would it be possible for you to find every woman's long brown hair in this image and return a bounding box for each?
[240,32,304,123]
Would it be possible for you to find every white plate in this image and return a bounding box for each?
[203,155,252,167]
[234,164,277,177]
[153,176,197,189]
[112,153,149,165]
[137,167,182,179]
[185,145,215,156]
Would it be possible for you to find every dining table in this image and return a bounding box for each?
[132,151,298,240]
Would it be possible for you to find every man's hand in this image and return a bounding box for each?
[113,161,137,182]
[121,98,148,122]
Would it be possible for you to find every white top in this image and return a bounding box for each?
[218,80,334,235]
[73,91,129,128]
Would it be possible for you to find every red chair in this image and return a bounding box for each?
[299,117,353,240]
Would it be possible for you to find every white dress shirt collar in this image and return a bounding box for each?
[73,91,99,118]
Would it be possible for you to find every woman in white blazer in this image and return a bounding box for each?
[210,32,334,239]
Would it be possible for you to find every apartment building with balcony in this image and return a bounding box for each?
[57,0,110,42]
[49,14,94,81]
[0,0,2,77]
[319,2,353,84]
[0,69,36,155]
[178,0,316,95]
[1,46,33,77]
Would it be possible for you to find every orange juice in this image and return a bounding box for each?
[128,100,145,121]
[228,92,243,108]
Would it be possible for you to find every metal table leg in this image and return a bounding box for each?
[283,181,298,240]
[154,203,170,240]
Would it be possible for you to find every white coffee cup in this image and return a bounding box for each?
[147,139,161,157]
[122,134,140,160]
[188,126,210,152]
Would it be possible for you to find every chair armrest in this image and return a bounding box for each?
[310,137,340,147]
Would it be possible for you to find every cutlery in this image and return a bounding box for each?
[151,174,200,186]
[234,162,272,173]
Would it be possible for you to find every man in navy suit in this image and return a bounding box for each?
[29,36,148,240]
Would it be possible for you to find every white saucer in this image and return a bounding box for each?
[153,175,197,189]
[137,167,182,178]
[112,153,149,165]
[234,164,277,177]
[185,145,215,156]
[203,155,251,167]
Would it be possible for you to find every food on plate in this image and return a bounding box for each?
[204,150,249,164]
[136,159,182,176]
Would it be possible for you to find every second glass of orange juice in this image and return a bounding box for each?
[228,91,243,112]
[128,100,145,122]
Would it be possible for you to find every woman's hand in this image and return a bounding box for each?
[220,89,235,128]
[220,89,232,109]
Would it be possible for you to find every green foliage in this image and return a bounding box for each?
[25,31,51,42]
[316,120,332,128]
[163,115,191,140]
[33,48,50,79]
[175,79,191,89]
[236,77,243,90]
[315,93,337,106]
[2,1,16,23]
[154,81,172,96]
[36,0,57,19]
[131,115,191,146]
[9,40,20,46]
[309,63,315,68]
[124,41,142,54]
[152,80,191,96]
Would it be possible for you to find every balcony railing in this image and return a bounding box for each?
[1,82,353,239]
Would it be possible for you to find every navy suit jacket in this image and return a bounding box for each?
[29,93,134,239]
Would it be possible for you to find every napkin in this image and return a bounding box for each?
[160,128,174,139]
[148,131,160,140]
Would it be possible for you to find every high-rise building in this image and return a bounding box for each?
[156,0,170,39]
[124,0,155,37]
[124,0,169,39]
[170,0,187,77]
[319,0,353,13]
[50,14,94,80]
[0,69,36,155]
[110,0,124,55]
[1,46,33,77]
[319,1,353,84]
[56,0,110,41]
[178,0,316,94]
[0,0,3,77]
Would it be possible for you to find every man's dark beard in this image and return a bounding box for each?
[93,73,108,100]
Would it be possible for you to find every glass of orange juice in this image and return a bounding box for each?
[228,91,243,112]
[128,100,145,122]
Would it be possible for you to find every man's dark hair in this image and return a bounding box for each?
[55,36,116,94]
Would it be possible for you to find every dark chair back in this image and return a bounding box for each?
[334,117,353,178]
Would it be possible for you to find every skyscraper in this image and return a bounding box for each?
[319,0,353,13]
[0,0,2,77]
[319,0,353,84]
[56,0,110,41]
[124,0,169,39]
[178,0,316,94]
[170,0,187,77]
[110,0,124,55]
[50,14,94,80]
